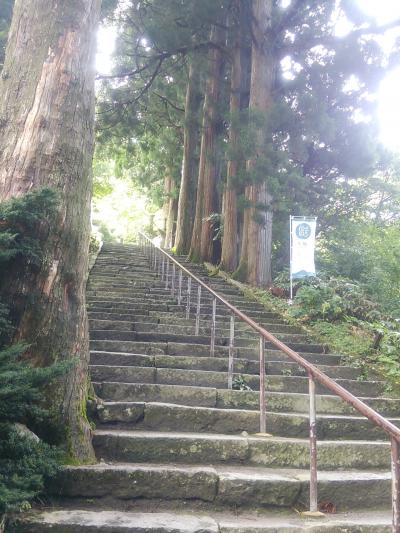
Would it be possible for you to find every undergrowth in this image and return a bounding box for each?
[212,265,400,393]
[0,190,67,520]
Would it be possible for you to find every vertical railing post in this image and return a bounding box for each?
[157,250,162,277]
[259,335,266,433]
[186,277,191,319]
[161,257,165,282]
[391,437,400,532]
[210,297,217,356]
[171,264,176,296]
[178,270,183,305]
[309,372,318,514]
[165,260,170,289]
[195,284,201,335]
[228,314,235,389]
[153,246,157,270]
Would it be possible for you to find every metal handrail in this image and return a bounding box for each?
[138,232,400,529]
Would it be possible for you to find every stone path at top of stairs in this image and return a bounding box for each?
[11,243,399,532]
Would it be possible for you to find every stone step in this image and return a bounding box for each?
[89,351,360,380]
[93,430,391,469]
[89,339,341,366]
[89,329,325,354]
[88,284,242,297]
[93,382,400,417]
[123,321,310,344]
[87,289,250,304]
[88,302,283,321]
[88,309,291,327]
[94,401,396,441]
[48,463,392,511]
[90,364,384,396]
[89,317,305,335]
[10,508,392,532]
[90,333,327,357]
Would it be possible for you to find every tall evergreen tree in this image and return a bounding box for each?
[0,0,101,461]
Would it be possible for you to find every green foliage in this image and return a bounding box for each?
[0,188,58,271]
[291,277,381,322]
[232,374,252,391]
[0,325,66,514]
[319,221,400,314]
[0,425,60,514]
[0,191,67,516]
[0,0,13,70]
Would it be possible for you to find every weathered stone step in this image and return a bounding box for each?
[11,509,392,532]
[88,309,291,327]
[94,401,396,441]
[93,430,391,469]
[90,329,324,355]
[90,331,327,355]
[48,463,392,511]
[120,321,310,344]
[88,284,242,297]
[88,302,284,322]
[90,351,359,380]
[87,289,249,303]
[93,383,400,417]
[9,510,220,532]
[89,317,305,335]
[90,364,384,396]
[89,340,341,366]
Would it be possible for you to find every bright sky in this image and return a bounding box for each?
[96,1,400,151]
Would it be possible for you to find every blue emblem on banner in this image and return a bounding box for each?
[295,223,311,239]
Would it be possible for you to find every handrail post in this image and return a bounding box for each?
[178,270,183,305]
[195,284,201,335]
[153,245,157,270]
[228,314,235,389]
[165,259,170,289]
[186,277,191,319]
[161,256,165,282]
[210,297,217,356]
[157,249,162,277]
[171,264,176,296]
[309,372,318,514]
[259,336,266,433]
[392,437,400,532]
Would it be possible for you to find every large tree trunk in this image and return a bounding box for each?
[220,0,243,272]
[165,175,178,249]
[189,24,225,263]
[0,0,100,461]
[235,0,274,286]
[174,57,201,255]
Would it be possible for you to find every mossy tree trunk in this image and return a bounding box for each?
[235,0,274,287]
[0,0,101,462]
[164,175,178,249]
[189,23,225,262]
[174,57,202,255]
[220,0,245,272]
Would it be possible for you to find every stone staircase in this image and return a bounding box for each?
[12,242,398,531]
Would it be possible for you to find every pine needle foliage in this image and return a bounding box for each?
[0,190,67,516]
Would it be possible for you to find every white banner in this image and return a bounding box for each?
[290,217,317,279]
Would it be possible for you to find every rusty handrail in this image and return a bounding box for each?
[139,232,400,528]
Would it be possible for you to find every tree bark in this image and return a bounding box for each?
[220,0,243,272]
[189,23,225,262]
[0,0,100,461]
[235,0,275,287]
[174,57,201,255]
[165,176,178,249]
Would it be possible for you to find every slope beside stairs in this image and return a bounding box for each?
[11,242,398,532]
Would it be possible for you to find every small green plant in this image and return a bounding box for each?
[0,191,67,518]
[232,375,253,391]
